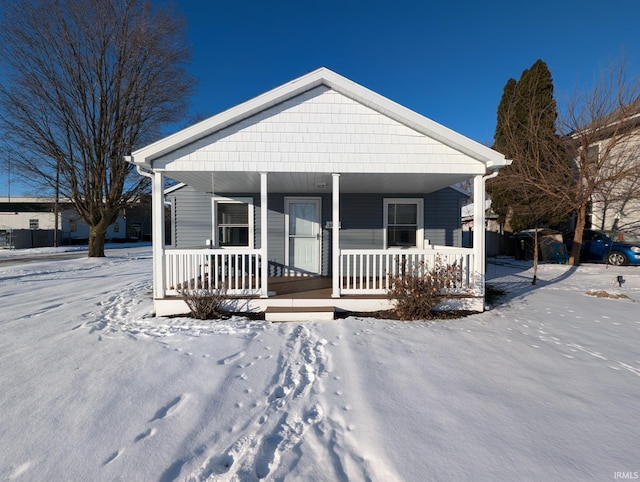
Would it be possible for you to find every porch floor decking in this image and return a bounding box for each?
[268,276,387,300]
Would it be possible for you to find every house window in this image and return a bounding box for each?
[29,219,39,230]
[113,222,120,233]
[69,219,77,233]
[384,198,423,248]
[214,198,253,248]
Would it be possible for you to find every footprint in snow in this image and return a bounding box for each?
[134,427,156,443]
[198,436,253,479]
[255,433,284,479]
[149,394,186,422]
[103,449,122,466]
[219,351,246,365]
[8,461,31,479]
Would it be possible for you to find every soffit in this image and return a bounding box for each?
[165,171,471,195]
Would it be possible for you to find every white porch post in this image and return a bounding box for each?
[332,173,340,298]
[152,172,166,299]
[473,174,486,296]
[260,172,268,298]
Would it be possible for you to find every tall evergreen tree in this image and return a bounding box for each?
[488,59,570,233]
[487,60,573,282]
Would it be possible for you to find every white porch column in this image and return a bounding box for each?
[152,172,166,299]
[473,174,486,296]
[260,172,268,298]
[332,173,340,298]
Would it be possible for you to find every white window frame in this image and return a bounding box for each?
[211,196,254,249]
[383,198,424,249]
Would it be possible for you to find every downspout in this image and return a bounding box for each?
[484,171,499,182]
[135,163,154,180]
[131,159,166,301]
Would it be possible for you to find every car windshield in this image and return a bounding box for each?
[602,231,640,244]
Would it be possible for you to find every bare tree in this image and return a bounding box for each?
[0,0,195,256]
[561,62,640,264]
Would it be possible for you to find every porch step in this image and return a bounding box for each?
[265,306,335,322]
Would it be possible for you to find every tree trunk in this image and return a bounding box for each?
[532,228,539,285]
[570,203,588,266]
[88,225,107,257]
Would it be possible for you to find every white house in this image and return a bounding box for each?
[586,117,640,240]
[0,196,127,248]
[128,67,510,320]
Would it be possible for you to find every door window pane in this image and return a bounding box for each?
[289,203,315,236]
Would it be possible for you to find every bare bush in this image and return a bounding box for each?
[178,284,228,320]
[387,257,462,320]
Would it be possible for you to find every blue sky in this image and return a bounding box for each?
[3,0,640,195]
[177,0,640,144]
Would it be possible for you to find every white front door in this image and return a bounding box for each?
[285,197,321,275]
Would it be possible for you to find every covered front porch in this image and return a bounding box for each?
[149,169,489,317]
[155,246,479,317]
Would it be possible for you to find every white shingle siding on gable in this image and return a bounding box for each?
[154,86,484,175]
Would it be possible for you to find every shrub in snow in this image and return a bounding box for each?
[387,256,461,320]
[178,283,228,320]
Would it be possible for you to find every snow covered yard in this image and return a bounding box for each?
[1,248,639,481]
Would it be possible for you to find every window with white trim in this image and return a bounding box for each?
[213,198,254,248]
[384,198,423,248]
[29,219,39,230]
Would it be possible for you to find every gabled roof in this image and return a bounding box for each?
[130,67,508,170]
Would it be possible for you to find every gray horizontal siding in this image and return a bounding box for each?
[424,187,467,247]
[170,187,212,248]
[169,186,467,272]
[340,194,384,249]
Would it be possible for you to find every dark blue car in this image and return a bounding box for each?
[565,229,640,266]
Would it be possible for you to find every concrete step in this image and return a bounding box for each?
[265,306,335,322]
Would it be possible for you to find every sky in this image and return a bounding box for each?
[175,0,640,143]
[2,0,640,195]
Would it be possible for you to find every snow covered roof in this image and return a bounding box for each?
[461,199,493,219]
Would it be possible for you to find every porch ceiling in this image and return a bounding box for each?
[165,171,469,194]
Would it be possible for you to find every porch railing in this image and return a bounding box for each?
[165,249,262,296]
[339,247,475,295]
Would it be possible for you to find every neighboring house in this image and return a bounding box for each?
[580,104,640,240]
[461,199,505,256]
[588,137,640,241]
[128,67,510,319]
[0,196,133,248]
